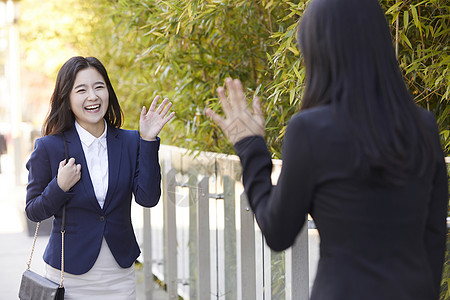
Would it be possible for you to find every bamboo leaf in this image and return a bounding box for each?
[435,27,450,38]
[118,0,129,7]
[403,10,409,30]
[400,32,412,49]
[289,86,295,105]
[292,64,302,81]
[385,1,402,15]
[410,5,420,29]
[288,46,299,56]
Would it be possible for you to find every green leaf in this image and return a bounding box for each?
[410,4,420,29]
[385,1,403,15]
[400,32,412,49]
[403,10,409,30]
[287,46,299,56]
[118,0,129,7]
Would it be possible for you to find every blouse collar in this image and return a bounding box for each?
[74,120,107,148]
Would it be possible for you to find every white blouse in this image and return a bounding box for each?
[75,120,108,209]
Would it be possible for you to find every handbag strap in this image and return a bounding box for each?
[60,132,68,287]
[26,133,68,288]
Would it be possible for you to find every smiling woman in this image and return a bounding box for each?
[42,57,123,137]
[25,56,175,299]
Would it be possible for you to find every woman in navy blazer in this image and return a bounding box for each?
[26,56,174,299]
[206,0,448,299]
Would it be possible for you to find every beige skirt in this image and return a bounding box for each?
[44,238,136,300]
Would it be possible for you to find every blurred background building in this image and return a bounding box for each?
[0,0,52,185]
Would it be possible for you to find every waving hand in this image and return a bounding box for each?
[139,95,175,141]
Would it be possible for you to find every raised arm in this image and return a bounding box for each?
[206,78,314,251]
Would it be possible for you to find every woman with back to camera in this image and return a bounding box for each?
[25,56,174,299]
[206,0,448,299]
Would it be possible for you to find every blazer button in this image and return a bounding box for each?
[99,216,105,222]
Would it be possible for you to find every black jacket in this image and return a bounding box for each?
[235,105,448,300]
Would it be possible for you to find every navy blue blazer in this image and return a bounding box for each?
[25,125,161,275]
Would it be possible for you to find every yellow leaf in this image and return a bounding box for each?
[176,21,181,35]
[293,65,302,81]
[385,1,402,15]
[400,32,412,49]
[288,47,299,56]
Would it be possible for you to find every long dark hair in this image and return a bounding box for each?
[297,0,435,183]
[42,56,123,136]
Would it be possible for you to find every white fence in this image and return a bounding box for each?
[137,145,320,300]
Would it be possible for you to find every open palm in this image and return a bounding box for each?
[205,78,265,144]
[139,95,175,141]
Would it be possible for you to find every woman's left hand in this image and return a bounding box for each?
[205,78,265,145]
[139,95,175,141]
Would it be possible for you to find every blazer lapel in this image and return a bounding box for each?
[64,127,103,212]
[103,127,122,211]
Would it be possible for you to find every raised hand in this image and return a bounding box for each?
[139,95,175,141]
[57,157,82,192]
[205,78,265,145]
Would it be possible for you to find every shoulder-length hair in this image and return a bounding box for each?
[42,56,123,136]
[296,0,436,183]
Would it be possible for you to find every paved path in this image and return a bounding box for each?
[0,153,168,299]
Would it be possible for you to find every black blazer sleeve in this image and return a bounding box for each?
[234,115,315,251]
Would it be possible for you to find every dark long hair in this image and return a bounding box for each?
[42,56,123,136]
[297,0,435,183]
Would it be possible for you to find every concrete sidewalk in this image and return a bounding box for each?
[0,153,168,299]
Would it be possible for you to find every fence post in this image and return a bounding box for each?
[223,175,237,299]
[240,192,256,299]
[290,217,309,300]
[143,207,153,300]
[164,168,178,299]
[188,166,199,299]
[197,176,211,299]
